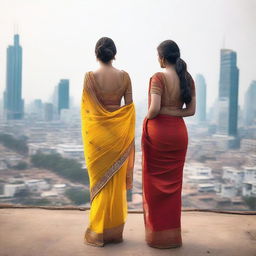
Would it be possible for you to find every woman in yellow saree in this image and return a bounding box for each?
[81,37,135,247]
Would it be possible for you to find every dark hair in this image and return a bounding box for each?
[157,40,192,104]
[95,37,116,63]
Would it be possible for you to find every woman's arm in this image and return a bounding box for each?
[146,73,164,119]
[123,72,133,105]
[161,95,196,117]
[146,94,161,119]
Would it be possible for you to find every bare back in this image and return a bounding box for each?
[91,67,132,112]
[149,69,184,111]
[161,69,184,110]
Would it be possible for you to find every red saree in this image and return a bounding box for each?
[141,74,188,248]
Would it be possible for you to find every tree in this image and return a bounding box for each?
[243,196,256,210]
[13,161,28,170]
[0,133,28,155]
[31,152,89,185]
[14,188,31,198]
[65,188,90,205]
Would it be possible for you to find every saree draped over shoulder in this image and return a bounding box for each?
[81,71,135,246]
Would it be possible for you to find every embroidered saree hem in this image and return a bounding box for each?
[84,223,125,246]
[145,227,182,248]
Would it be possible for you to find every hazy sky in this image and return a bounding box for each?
[0,0,255,109]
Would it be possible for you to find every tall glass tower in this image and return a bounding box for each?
[3,34,24,120]
[195,74,207,122]
[244,81,256,126]
[218,49,239,136]
[58,79,69,114]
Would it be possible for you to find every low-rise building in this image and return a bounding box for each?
[219,184,237,198]
[240,139,256,152]
[242,182,256,197]
[243,166,256,183]
[24,179,50,192]
[55,144,84,160]
[223,166,244,187]
[3,184,26,197]
[53,184,67,194]
[197,184,216,193]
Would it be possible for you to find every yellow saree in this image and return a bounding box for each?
[81,71,135,246]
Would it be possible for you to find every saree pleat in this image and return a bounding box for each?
[81,72,135,246]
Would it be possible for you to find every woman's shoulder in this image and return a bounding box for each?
[120,69,130,78]
[83,71,94,87]
[119,69,132,84]
[84,70,92,78]
[150,72,165,84]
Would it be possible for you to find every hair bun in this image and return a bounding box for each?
[95,37,117,63]
[98,46,113,58]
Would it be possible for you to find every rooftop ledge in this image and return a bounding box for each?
[0,204,256,256]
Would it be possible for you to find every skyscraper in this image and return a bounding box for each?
[3,34,24,120]
[44,103,54,121]
[217,98,229,135]
[218,49,239,136]
[30,99,43,120]
[244,81,256,126]
[58,79,69,114]
[195,74,207,122]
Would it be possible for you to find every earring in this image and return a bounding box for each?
[161,59,166,68]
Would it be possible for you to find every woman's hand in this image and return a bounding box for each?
[160,95,196,117]
[126,173,133,190]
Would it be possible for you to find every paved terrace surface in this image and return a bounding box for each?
[0,205,255,256]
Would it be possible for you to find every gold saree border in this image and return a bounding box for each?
[90,139,134,203]
[145,226,182,249]
[84,223,125,246]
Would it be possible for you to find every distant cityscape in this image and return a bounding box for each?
[0,34,255,210]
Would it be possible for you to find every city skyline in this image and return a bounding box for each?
[1,33,255,125]
[1,34,71,121]
[0,0,255,109]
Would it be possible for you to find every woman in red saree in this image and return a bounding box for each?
[142,40,196,248]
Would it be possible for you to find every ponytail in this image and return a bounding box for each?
[175,57,192,104]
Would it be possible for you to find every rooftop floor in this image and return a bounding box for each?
[0,206,255,256]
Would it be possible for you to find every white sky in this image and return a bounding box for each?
[0,0,255,109]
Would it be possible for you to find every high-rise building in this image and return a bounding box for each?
[58,79,69,115]
[44,103,54,121]
[244,81,256,126]
[29,99,43,120]
[217,98,229,135]
[218,49,239,136]
[195,74,207,122]
[3,34,24,120]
